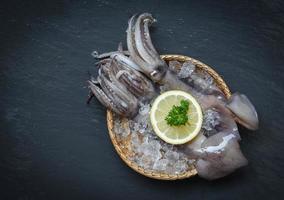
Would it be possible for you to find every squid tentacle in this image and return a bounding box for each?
[134,13,158,64]
[127,14,152,74]
[100,75,138,117]
[88,81,124,115]
[143,18,159,57]
[111,52,142,72]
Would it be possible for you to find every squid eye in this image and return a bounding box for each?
[156,65,164,72]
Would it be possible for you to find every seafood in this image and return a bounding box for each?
[88,50,155,117]
[88,13,259,180]
[193,131,248,180]
[127,13,198,93]
[226,92,259,130]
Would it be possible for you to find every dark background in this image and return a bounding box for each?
[1,0,284,199]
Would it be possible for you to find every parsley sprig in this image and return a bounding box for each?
[165,100,189,126]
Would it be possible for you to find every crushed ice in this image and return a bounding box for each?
[202,109,220,137]
[177,61,196,79]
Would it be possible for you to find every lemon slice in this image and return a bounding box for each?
[150,90,203,145]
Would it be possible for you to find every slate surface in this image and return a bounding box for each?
[0,0,284,199]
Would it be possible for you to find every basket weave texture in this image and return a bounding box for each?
[107,55,231,180]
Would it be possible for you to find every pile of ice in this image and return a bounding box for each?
[114,103,194,174]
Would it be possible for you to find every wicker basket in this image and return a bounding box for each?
[107,55,231,180]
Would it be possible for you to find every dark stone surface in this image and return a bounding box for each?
[0,0,283,199]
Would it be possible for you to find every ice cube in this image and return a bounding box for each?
[130,132,140,151]
[174,160,188,174]
[202,109,220,131]
[138,154,154,169]
[177,61,196,79]
[153,159,169,171]
[164,150,179,162]
[113,118,130,139]
[139,103,150,116]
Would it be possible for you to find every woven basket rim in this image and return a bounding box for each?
[106,54,231,180]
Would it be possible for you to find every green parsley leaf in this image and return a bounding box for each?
[165,100,189,126]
